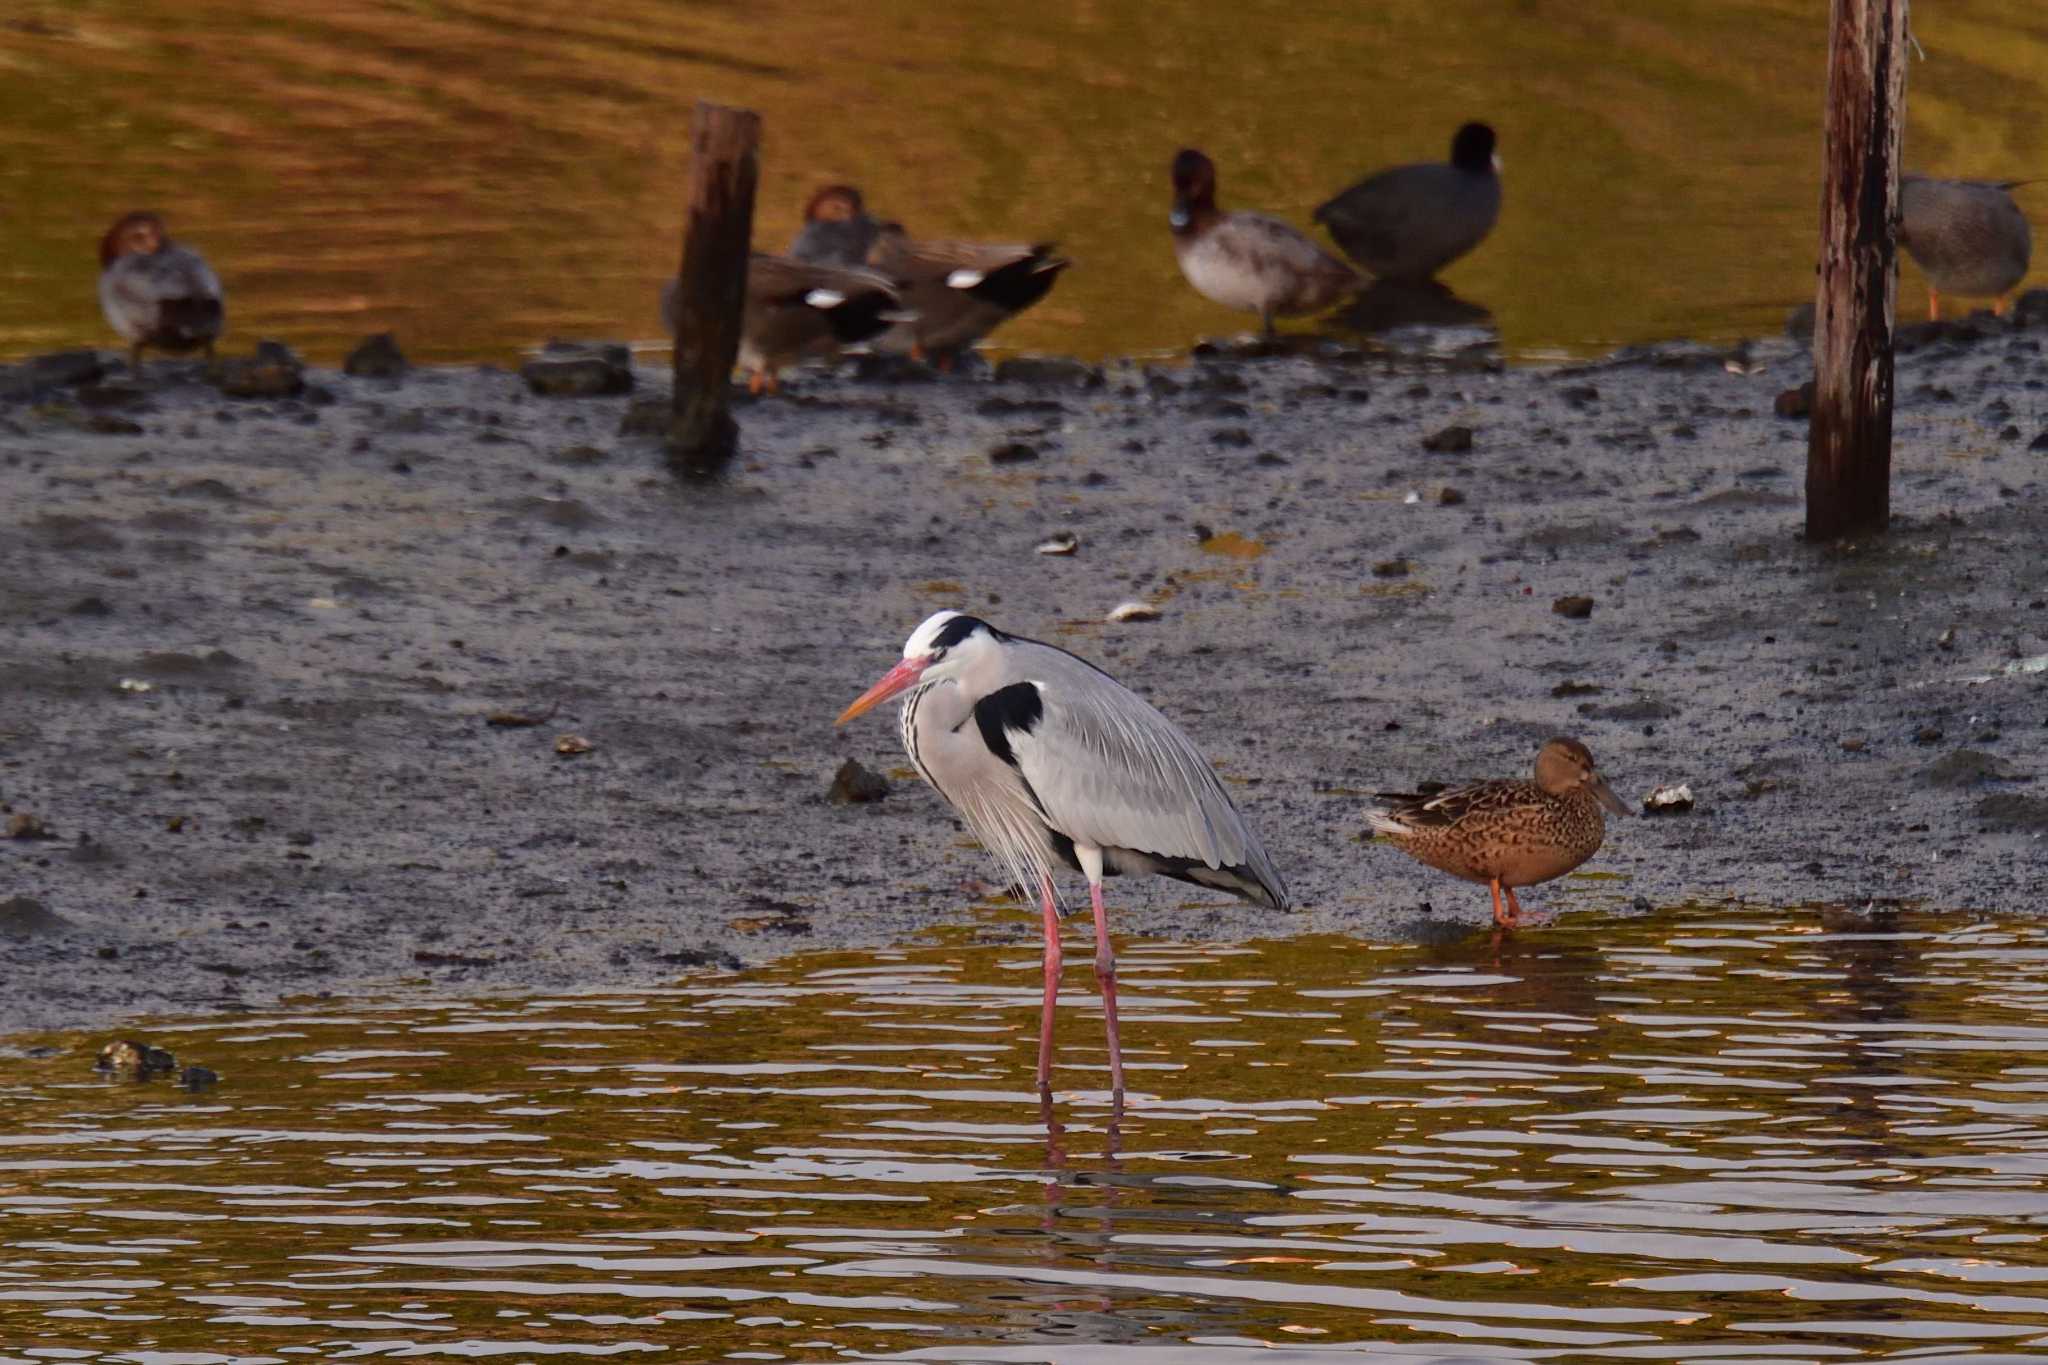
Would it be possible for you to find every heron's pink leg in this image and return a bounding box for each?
[1089,880,1125,1095]
[1036,875,1061,1092]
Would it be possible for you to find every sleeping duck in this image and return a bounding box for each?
[1168,148,1359,334]
[662,252,904,394]
[97,211,225,373]
[1314,123,1502,282]
[865,222,1069,364]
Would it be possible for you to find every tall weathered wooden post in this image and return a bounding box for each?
[669,102,760,477]
[1807,0,1908,541]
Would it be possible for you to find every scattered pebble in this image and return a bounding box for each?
[1773,381,1814,419]
[988,441,1038,465]
[1841,736,1867,752]
[1034,532,1078,556]
[554,734,593,756]
[827,758,890,805]
[521,343,633,397]
[1643,783,1695,815]
[6,812,52,840]
[1372,559,1412,578]
[1552,595,1595,619]
[1107,600,1162,623]
[0,896,67,937]
[1438,486,1465,506]
[486,702,560,728]
[343,332,409,379]
[1422,424,1474,453]
[1920,749,2023,788]
[213,340,306,399]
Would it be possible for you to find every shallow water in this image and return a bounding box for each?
[4,1,2046,364]
[7,906,2048,1361]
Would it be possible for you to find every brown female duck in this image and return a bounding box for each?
[98,211,225,373]
[661,252,903,394]
[1314,122,1502,282]
[1169,148,1359,334]
[865,222,1069,364]
[1899,175,2032,319]
[1368,737,1628,928]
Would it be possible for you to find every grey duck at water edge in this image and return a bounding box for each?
[1898,175,2033,319]
[1168,148,1360,335]
[98,211,225,375]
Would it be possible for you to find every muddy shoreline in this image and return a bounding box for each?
[3,325,2045,1037]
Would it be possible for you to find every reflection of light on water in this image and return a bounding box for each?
[6,908,2048,1358]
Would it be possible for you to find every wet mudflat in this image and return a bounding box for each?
[2,322,2048,1035]
[4,905,2048,1361]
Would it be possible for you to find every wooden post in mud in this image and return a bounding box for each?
[668,101,760,478]
[1806,0,1907,541]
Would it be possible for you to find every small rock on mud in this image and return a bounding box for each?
[1643,783,1695,815]
[993,357,1101,389]
[0,897,67,937]
[1422,424,1474,453]
[1920,750,2024,788]
[1552,595,1595,619]
[214,341,306,399]
[522,343,633,397]
[1774,382,1814,419]
[828,758,890,805]
[988,441,1038,465]
[1976,794,2048,832]
[344,332,410,379]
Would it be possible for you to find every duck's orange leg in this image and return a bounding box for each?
[1994,294,2011,318]
[1488,878,1520,930]
[1928,287,1941,321]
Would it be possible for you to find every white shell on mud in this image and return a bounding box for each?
[1643,782,1695,814]
[1036,533,1078,556]
[1106,600,1161,623]
[117,678,154,693]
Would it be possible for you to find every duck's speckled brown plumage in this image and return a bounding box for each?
[1368,737,1628,928]
[1899,175,2032,318]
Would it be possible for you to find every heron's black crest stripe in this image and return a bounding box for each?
[973,681,1043,768]
[931,614,996,651]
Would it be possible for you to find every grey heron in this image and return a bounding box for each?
[836,610,1290,1096]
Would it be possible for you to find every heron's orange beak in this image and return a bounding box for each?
[835,657,928,726]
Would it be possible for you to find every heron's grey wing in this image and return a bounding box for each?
[998,644,1283,894]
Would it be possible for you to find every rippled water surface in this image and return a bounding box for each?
[4,1,2047,363]
[6,906,2048,1361]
